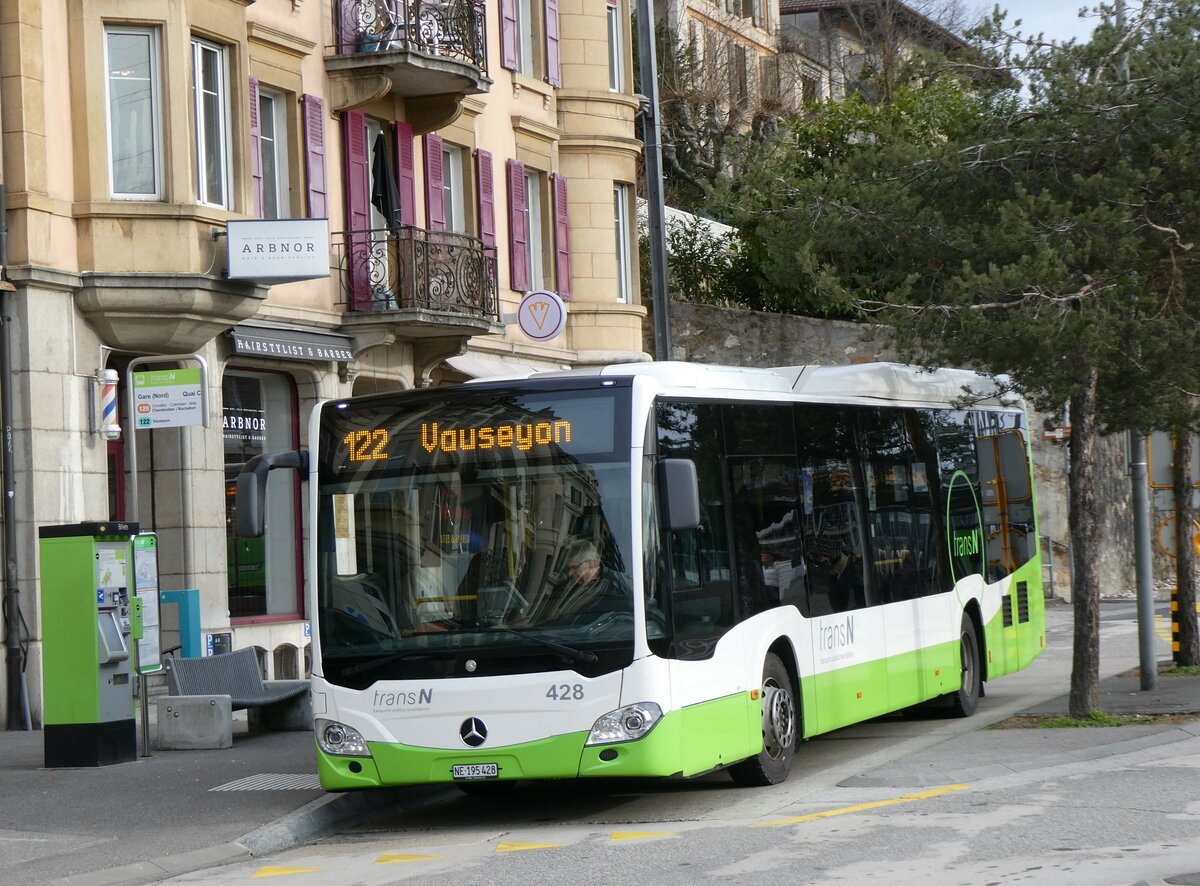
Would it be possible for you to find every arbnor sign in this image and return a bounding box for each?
[226,218,330,282]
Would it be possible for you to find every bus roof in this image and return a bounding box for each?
[478,361,1015,410]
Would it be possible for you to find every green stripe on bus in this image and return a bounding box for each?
[315,694,760,790]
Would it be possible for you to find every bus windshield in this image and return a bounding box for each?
[314,382,634,687]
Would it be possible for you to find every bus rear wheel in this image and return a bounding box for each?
[729,652,797,786]
[948,613,982,717]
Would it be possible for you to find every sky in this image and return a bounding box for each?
[980,2,1103,43]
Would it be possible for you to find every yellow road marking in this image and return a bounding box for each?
[375,853,444,864]
[496,841,562,853]
[1156,613,1172,642]
[611,831,676,841]
[756,783,970,828]
[252,866,321,878]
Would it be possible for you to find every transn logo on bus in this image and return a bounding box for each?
[953,530,980,558]
[373,688,434,712]
[818,616,855,651]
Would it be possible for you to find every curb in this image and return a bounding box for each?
[50,785,444,886]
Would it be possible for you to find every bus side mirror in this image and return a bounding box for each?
[659,459,701,531]
[235,450,308,538]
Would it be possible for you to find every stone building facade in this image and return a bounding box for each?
[1,0,648,727]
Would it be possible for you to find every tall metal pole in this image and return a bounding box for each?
[635,0,672,361]
[1,90,28,727]
[1114,0,1156,690]
[1130,432,1158,689]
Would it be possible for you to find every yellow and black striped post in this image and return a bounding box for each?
[1172,586,1180,658]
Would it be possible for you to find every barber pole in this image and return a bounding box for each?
[98,368,121,440]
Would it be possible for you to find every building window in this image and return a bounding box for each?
[801,72,820,104]
[258,87,290,219]
[105,26,161,199]
[501,0,560,85]
[223,370,301,620]
[524,168,546,291]
[607,1,624,92]
[730,43,748,105]
[704,28,721,70]
[516,0,537,75]
[443,143,466,233]
[613,183,631,304]
[191,38,231,207]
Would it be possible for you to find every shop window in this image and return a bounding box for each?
[223,370,302,619]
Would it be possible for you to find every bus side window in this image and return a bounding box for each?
[796,404,868,615]
[933,409,985,583]
[859,408,915,606]
[908,410,948,597]
[669,527,701,588]
[723,402,800,620]
[977,413,1036,580]
[656,400,736,658]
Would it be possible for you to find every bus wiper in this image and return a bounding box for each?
[338,649,434,678]
[487,626,599,666]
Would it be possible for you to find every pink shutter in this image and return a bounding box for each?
[302,94,327,218]
[424,133,445,232]
[343,109,371,310]
[551,173,571,298]
[500,0,518,70]
[476,149,496,248]
[507,159,528,292]
[394,121,416,227]
[545,0,561,87]
[248,77,264,218]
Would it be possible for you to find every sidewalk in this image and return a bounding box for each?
[1020,663,1200,718]
[0,716,426,886]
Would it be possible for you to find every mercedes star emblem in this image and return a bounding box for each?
[460,717,487,747]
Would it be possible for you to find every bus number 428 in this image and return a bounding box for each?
[547,684,584,701]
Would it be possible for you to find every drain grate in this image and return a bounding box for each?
[210,773,323,792]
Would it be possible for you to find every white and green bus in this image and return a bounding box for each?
[237,361,1045,790]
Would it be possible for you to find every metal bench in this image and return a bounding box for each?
[158,647,311,749]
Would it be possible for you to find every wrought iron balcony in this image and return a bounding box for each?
[334,226,500,326]
[331,0,488,84]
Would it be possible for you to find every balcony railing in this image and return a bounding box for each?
[334,226,499,321]
[334,0,488,74]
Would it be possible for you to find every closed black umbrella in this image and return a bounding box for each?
[370,132,402,229]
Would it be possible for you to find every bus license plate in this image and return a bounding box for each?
[453,763,498,780]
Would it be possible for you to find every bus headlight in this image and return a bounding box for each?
[585,702,663,745]
[316,718,370,757]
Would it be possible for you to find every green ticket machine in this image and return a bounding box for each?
[39,522,140,767]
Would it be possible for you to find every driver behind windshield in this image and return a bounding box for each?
[544,539,631,624]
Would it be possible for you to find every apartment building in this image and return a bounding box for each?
[655,0,801,117]
[778,0,972,101]
[0,0,646,725]
[654,0,973,128]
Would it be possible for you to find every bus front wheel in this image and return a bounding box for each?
[948,613,982,717]
[729,652,797,787]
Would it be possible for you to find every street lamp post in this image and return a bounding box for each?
[635,0,672,362]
